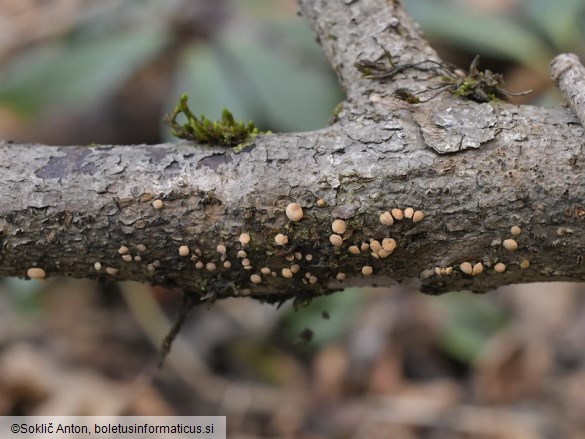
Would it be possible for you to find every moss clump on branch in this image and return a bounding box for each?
[165,94,261,149]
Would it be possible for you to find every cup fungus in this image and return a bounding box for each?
[330,234,343,247]
[286,203,304,222]
[27,267,46,280]
[250,274,262,284]
[380,212,394,226]
[282,268,293,278]
[152,199,164,209]
[370,240,382,253]
[472,262,483,276]
[361,266,373,276]
[336,272,346,280]
[412,210,425,223]
[404,207,414,219]
[494,263,506,273]
[511,226,522,236]
[460,262,473,275]
[520,259,530,269]
[391,208,404,220]
[179,245,190,256]
[332,219,346,234]
[275,234,289,246]
[382,238,397,252]
[503,239,518,251]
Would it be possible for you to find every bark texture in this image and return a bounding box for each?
[1,0,584,299]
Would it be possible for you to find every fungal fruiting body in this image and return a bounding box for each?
[206,263,217,272]
[260,267,271,275]
[282,268,293,278]
[290,264,300,273]
[361,266,373,276]
[275,234,289,246]
[460,262,473,275]
[380,212,394,226]
[223,261,232,269]
[285,203,304,222]
[349,245,360,255]
[434,266,453,276]
[503,239,518,251]
[370,240,382,253]
[331,219,346,234]
[412,210,425,223]
[520,260,530,269]
[472,263,483,276]
[122,254,132,262]
[391,208,404,220]
[381,238,397,252]
[511,226,521,236]
[216,244,227,254]
[494,263,506,273]
[152,199,164,209]
[237,250,247,258]
[316,198,326,207]
[250,274,262,284]
[404,207,414,219]
[27,267,46,280]
[118,246,129,255]
[94,262,102,271]
[330,234,343,247]
[239,233,251,245]
[136,244,147,252]
[336,272,346,281]
[179,245,190,256]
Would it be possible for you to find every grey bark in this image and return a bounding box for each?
[1,0,584,299]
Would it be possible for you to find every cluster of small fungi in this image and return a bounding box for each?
[23,197,535,287]
[433,225,529,278]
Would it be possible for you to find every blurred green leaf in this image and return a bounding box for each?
[433,292,509,363]
[167,43,250,139]
[280,288,364,349]
[403,0,554,72]
[168,19,343,136]
[524,0,584,50]
[0,26,169,116]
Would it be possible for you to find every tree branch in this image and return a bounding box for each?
[1,0,584,299]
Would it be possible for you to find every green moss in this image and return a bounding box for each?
[165,94,262,150]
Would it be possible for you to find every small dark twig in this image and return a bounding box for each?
[159,291,200,368]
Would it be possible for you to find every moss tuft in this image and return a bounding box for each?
[165,94,261,149]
